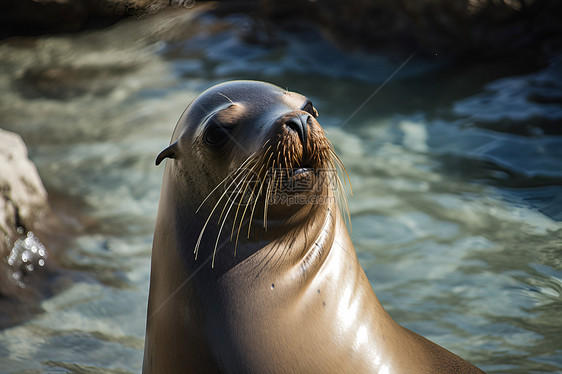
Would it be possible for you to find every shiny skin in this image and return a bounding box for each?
[142,81,486,373]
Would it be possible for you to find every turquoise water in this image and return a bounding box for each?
[0,8,561,374]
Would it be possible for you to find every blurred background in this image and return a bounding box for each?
[0,1,561,373]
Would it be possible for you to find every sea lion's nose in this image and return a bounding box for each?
[284,112,309,147]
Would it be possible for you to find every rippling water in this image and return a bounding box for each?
[0,8,561,374]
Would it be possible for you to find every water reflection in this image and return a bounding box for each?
[7,232,48,287]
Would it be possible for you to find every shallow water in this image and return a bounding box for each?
[0,8,561,374]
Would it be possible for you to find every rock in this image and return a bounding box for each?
[213,0,562,59]
[0,0,195,38]
[0,129,58,328]
[0,129,49,231]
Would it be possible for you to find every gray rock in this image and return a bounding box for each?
[0,129,48,235]
[0,129,56,328]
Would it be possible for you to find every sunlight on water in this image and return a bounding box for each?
[8,232,48,285]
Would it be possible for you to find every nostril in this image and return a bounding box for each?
[285,113,309,146]
[285,117,302,138]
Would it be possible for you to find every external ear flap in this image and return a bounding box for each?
[155,142,178,166]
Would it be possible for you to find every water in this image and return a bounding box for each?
[0,8,561,374]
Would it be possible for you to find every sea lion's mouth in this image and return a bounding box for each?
[290,167,312,177]
[276,166,315,195]
[285,166,316,185]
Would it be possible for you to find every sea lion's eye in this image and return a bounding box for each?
[303,101,318,117]
[204,122,232,146]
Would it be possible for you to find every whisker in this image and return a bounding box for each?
[248,151,273,238]
[264,161,275,230]
[218,167,252,224]
[274,145,282,197]
[212,185,239,268]
[194,166,251,260]
[330,149,352,195]
[230,161,259,242]
[217,92,235,105]
[328,150,352,231]
[230,141,272,254]
[271,168,279,205]
[236,161,267,249]
[196,153,256,214]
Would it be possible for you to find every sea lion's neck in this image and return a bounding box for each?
[152,163,338,285]
[285,202,335,279]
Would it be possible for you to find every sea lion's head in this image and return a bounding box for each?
[156,81,347,262]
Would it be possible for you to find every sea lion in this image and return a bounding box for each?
[142,80,486,373]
